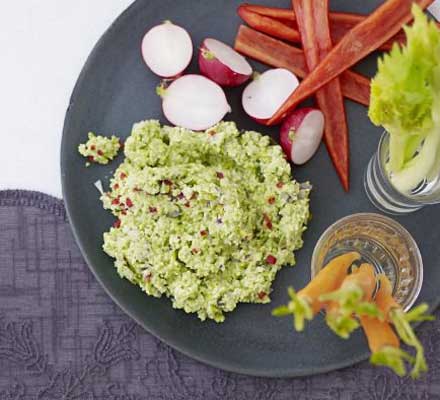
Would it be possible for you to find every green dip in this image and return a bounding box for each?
[102,120,310,322]
[79,132,121,165]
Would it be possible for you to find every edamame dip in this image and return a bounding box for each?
[100,120,310,322]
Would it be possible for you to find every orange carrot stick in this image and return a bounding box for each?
[361,315,400,353]
[237,6,300,42]
[273,252,360,331]
[293,0,350,191]
[238,4,410,51]
[268,0,434,125]
[234,25,371,106]
[375,274,434,378]
[322,263,381,337]
[360,315,414,377]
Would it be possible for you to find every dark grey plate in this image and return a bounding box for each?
[61,0,440,377]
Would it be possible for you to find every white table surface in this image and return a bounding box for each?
[2,1,439,199]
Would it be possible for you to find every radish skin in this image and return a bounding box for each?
[280,108,325,165]
[199,38,253,87]
[160,74,231,131]
[142,21,193,78]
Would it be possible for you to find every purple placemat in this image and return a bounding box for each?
[0,190,439,400]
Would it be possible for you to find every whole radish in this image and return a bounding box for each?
[242,69,299,124]
[199,38,253,87]
[280,108,325,165]
[158,74,231,131]
[141,21,193,78]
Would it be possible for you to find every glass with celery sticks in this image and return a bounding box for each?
[311,214,423,311]
[364,6,440,214]
[364,131,440,214]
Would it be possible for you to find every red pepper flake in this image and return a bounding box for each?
[276,182,284,189]
[119,140,124,149]
[97,149,104,156]
[266,255,277,265]
[133,187,142,192]
[144,272,152,283]
[263,213,273,230]
[163,179,173,186]
[120,172,127,180]
[113,219,121,229]
[149,207,157,213]
[90,145,96,151]
[191,248,200,254]
[216,172,224,179]
[121,210,127,216]
[200,230,208,237]
[177,192,185,200]
[113,183,120,190]
[88,156,95,162]
[258,291,267,300]
[111,197,120,206]
[184,202,191,208]
[268,196,276,205]
[126,198,133,208]
[190,192,198,200]
[120,203,125,209]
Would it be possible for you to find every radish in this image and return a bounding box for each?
[242,69,299,124]
[280,108,325,165]
[199,38,253,87]
[158,74,231,131]
[141,21,193,78]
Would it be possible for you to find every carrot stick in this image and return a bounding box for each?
[322,264,381,338]
[268,0,434,125]
[320,263,377,307]
[329,19,406,51]
[293,0,350,191]
[234,25,371,106]
[272,251,360,331]
[375,274,434,378]
[239,3,429,51]
[237,6,300,42]
[239,3,298,22]
[360,315,414,377]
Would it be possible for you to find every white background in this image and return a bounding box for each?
[0,0,132,198]
[1,1,439,198]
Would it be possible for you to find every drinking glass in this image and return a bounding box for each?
[311,213,423,311]
[364,131,440,215]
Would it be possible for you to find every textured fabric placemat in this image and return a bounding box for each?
[0,190,439,400]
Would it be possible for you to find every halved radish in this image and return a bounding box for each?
[280,108,325,165]
[141,21,193,78]
[159,75,231,131]
[199,38,253,87]
[242,69,299,124]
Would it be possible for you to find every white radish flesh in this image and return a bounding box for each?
[242,69,299,124]
[199,38,253,87]
[141,21,193,78]
[160,75,231,131]
[280,108,325,165]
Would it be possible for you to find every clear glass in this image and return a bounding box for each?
[364,131,440,215]
[311,213,423,311]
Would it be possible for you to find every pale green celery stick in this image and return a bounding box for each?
[404,135,425,163]
[370,346,415,377]
[388,133,410,172]
[390,129,440,193]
